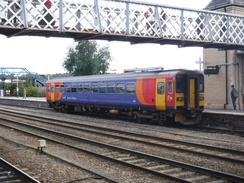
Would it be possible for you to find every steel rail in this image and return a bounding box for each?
[0,157,41,183]
[0,117,244,183]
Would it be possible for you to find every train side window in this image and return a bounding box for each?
[107,83,115,94]
[126,82,135,94]
[116,83,125,94]
[91,83,98,93]
[157,82,164,94]
[168,80,173,94]
[77,84,83,93]
[55,85,60,93]
[65,84,71,92]
[99,83,106,93]
[60,85,64,93]
[71,84,77,92]
[84,84,90,93]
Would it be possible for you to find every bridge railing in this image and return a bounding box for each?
[0,0,244,46]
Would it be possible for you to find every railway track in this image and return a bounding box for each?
[1,108,244,164]
[1,103,244,137]
[0,157,41,183]
[0,110,244,182]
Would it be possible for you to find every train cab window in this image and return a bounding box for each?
[116,83,125,94]
[51,85,54,93]
[91,83,98,93]
[65,84,71,92]
[48,85,51,93]
[168,80,173,94]
[176,74,185,93]
[60,85,64,93]
[107,83,115,94]
[157,82,164,94]
[71,84,77,92]
[77,84,83,93]
[99,83,106,93]
[55,85,60,93]
[84,84,90,93]
[126,82,135,94]
[199,75,204,92]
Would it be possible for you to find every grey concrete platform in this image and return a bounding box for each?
[204,109,244,116]
[0,97,48,108]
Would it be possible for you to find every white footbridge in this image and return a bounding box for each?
[0,0,244,50]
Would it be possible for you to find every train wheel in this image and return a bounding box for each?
[60,105,67,113]
[157,120,167,126]
[133,112,142,123]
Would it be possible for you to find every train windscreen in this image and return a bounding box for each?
[176,74,204,93]
[176,74,185,93]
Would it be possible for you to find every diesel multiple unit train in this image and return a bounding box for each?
[46,69,204,125]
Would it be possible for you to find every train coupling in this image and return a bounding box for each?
[175,113,201,125]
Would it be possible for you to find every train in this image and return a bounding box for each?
[46,68,204,125]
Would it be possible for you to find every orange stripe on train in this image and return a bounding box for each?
[136,77,155,106]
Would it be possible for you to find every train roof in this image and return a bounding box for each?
[47,69,202,83]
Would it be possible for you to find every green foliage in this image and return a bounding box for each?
[27,86,38,97]
[5,82,45,97]
[63,40,112,76]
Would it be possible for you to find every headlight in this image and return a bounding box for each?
[177,97,184,101]
[199,97,204,101]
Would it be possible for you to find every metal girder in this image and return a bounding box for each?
[0,0,244,50]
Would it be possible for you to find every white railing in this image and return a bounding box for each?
[0,0,244,46]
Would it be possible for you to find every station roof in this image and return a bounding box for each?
[205,0,244,10]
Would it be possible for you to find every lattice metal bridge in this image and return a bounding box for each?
[0,0,244,50]
[0,67,47,86]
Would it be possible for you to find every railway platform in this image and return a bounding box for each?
[204,109,244,116]
[0,96,47,108]
[0,96,243,129]
[202,109,244,130]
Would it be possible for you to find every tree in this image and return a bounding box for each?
[63,40,112,76]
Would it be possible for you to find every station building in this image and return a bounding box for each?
[203,0,244,110]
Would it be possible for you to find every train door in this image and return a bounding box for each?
[50,83,55,102]
[156,78,166,110]
[189,78,196,108]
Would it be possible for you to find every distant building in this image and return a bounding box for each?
[204,0,244,110]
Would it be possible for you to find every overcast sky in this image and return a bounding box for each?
[0,0,211,74]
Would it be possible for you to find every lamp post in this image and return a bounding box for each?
[195,57,207,71]
[16,75,19,98]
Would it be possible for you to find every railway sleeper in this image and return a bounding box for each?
[147,164,171,171]
[117,156,137,161]
[159,168,182,174]
[126,159,146,164]
[185,175,210,182]
[170,171,196,178]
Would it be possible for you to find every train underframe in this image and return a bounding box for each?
[48,101,202,125]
